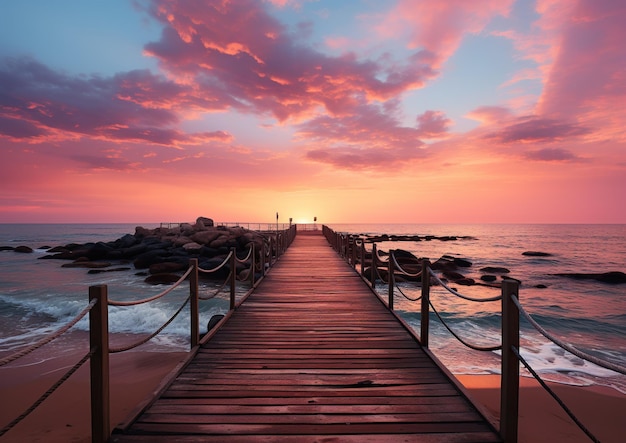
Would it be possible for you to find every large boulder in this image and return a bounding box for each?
[191,230,222,245]
[195,216,214,229]
[14,245,34,253]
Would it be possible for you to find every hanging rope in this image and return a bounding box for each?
[0,349,94,437]
[198,251,232,273]
[108,266,193,307]
[109,295,190,353]
[512,295,626,375]
[199,273,231,301]
[429,269,502,302]
[512,346,600,443]
[0,298,97,367]
[429,300,502,352]
[395,283,422,302]
[390,252,422,278]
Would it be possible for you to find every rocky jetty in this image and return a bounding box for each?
[34,217,269,284]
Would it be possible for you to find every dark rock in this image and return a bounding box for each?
[0,246,15,251]
[144,273,182,285]
[39,246,51,250]
[438,236,457,241]
[114,234,137,248]
[61,261,111,268]
[554,272,626,284]
[480,275,498,282]
[120,243,148,258]
[480,266,511,274]
[47,246,69,253]
[149,262,188,274]
[86,242,115,259]
[443,270,466,281]
[455,278,475,286]
[535,284,548,289]
[88,267,131,274]
[195,216,214,229]
[14,245,34,253]
[133,249,170,269]
[522,251,553,257]
[454,258,472,267]
[207,314,225,331]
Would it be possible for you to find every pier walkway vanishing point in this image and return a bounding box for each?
[112,231,501,442]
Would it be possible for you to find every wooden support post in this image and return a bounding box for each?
[261,241,266,277]
[351,238,357,268]
[189,259,199,349]
[89,285,110,443]
[229,248,237,310]
[388,250,394,310]
[249,243,256,287]
[371,243,377,289]
[500,279,520,443]
[420,260,430,348]
[360,240,365,277]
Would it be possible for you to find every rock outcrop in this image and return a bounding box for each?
[34,217,270,283]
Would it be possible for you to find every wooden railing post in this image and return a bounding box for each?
[388,250,394,310]
[501,279,520,443]
[249,243,256,287]
[189,259,199,349]
[360,240,365,277]
[420,260,430,348]
[229,248,237,310]
[261,241,266,277]
[351,237,357,268]
[371,243,377,289]
[89,285,110,443]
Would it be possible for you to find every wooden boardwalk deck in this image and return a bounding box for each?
[113,232,501,442]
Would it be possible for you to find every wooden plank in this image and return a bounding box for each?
[113,232,501,442]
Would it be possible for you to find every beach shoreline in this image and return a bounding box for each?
[458,374,626,443]
[2,355,624,443]
[0,350,187,443]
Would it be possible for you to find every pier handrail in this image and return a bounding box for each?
[323,225,624,443]
[1,225,296,442]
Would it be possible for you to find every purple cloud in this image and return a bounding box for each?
[486,116,590,143]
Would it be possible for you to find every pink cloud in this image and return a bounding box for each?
[300,100,431,170]
[524,148,584,162]
[143,0,436,121]
[0,57,229,147]
[380,0,514,67]
[416,110,451,138]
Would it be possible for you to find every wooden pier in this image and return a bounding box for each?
[112,231,501,442]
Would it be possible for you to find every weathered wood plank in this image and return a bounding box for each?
[112,232,501,442]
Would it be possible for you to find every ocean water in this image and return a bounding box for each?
[328,223,626,393]
[1,223,625,393]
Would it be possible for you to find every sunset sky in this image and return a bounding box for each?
[1,0,624,224]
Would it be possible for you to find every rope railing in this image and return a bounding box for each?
[108,266,194,307]
[322,225,615,443]
[109,295,191,353]
[427,299,502,352]
[0,298,97,367]
[198,251,232,273]
[1,224,297,443]
[428,268,503,303]
[512,295,626,376]
[0,349,95,438]
[511,346,600,443]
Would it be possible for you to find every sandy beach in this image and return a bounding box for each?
[0,350,187,443]
[458,374,626,443]
[2,354,624,443]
